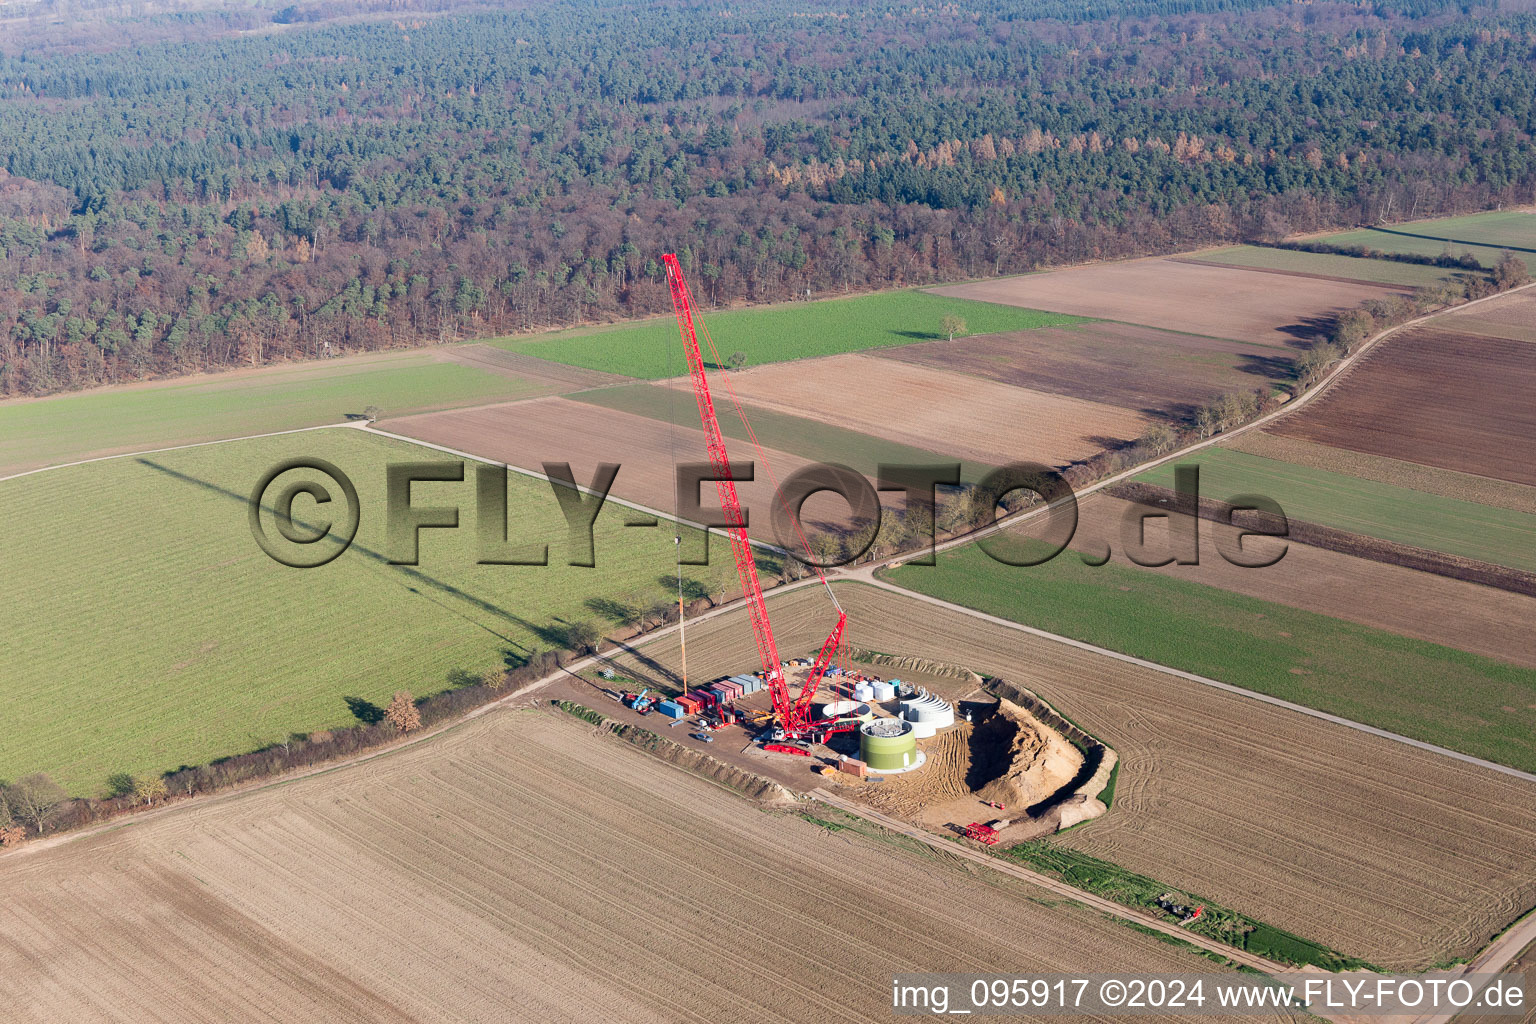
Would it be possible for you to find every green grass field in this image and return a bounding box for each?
[494,290,1086,378]
[0,353,532,476]
[0,428,738,795]
[572,382,999,482]
[1188,245,1462,288]
[882,544,1536,772]
[1132,447,1536,573]
[1314,210,1536,272]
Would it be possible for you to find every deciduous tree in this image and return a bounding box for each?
[385,691,422,733]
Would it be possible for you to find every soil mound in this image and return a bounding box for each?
[973,699,1083,809]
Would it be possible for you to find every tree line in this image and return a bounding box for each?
[1,0,1535,394]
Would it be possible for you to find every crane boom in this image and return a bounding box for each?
[662,252,845,738]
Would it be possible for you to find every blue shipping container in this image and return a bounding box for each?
[655,700,685,719]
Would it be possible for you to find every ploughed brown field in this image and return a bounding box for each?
[1270,327,1536,487]
[610,584,1536,971]
[674,353,1150,470]
[384,396,864,535]
[876,321,1295,415]
[1039,493,1536,669]
[0,712,1287,1024]
[930,259,1406,346]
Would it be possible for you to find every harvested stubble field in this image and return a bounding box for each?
[676,354,1150,470]
[875,320,1294,415]
[1439,288,1536,344]
[0,712,1285,1024]
[1270,327,1536,487]
[1133,447,1536,574]
[1314,210,1536,272]
[1227,431,1536,517]
[929,258,1406,346]
[385,396,864,534]
[0,349,541,477]
[1184,244,1463,288]
[495,289,1085,379]
[0,427,737,795]
[1053,493,1536,670]
[612,584,1536,970]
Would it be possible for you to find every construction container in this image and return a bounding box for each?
[871,681,896,701]
[718,680,744,700]
[838,756,868,778]
[654,700,685,719]
[853,683,875,702]
[676,694,701,714]
[730,674,759,694]
[689,689,717,708]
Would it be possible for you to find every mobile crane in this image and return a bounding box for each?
[663,253,855,744]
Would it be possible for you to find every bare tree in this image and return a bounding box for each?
[11,774,65,835]
[385,692,422,734]
[1141,423,1177,455]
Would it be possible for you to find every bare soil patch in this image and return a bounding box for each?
[0,712,1277,1022]
[931,259,1404,346]
[877,321,1293,417]
[626,584,1536,970]
[681,354,1150,470]
[852,699,1084,840]
[1270,327,1536,486]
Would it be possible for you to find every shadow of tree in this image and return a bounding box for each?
[344,696,384,724]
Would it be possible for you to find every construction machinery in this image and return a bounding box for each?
[663,253,854,744]
[963,822,1001,846]
[622,688,656,714]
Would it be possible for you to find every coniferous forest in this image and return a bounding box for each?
[2,0,1535,393]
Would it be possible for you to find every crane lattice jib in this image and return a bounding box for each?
[662,254,791,724]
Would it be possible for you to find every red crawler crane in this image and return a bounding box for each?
[662,253,848,742]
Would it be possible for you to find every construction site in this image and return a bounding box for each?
[578,254,1117,850]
